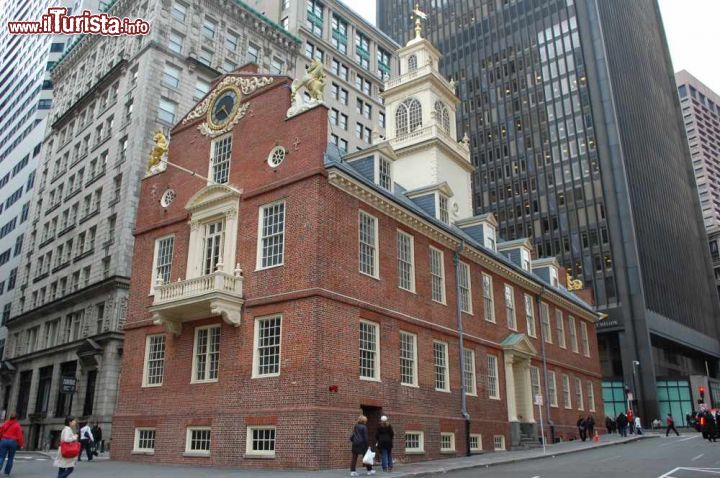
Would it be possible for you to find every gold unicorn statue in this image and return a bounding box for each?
[146,129,169,173]
[291,58,326,102]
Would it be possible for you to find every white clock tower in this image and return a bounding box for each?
[381,10,475,222]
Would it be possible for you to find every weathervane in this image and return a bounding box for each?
[412,3,427,39]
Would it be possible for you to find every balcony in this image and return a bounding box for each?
[149,269,244,335]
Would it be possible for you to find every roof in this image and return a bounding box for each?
[323,144,596,315]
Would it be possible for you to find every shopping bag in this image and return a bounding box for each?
[60,441,81,458]
[362,447,375,465]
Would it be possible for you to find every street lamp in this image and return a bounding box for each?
[631,361,640,415]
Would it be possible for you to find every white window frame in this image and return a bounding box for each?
[587,381,596,412]
[209,133,232,185]
[493,435,506,451]
[482,273,495,322]
[568,316,579,353]
[359,320,380,381]
[201,219,225,275]
[252,315,282,378]
[191,325,221,384]
[150,235,174,294]
[575,377,584,411]
[556,310,566,349]
[245,426,276,457]
[185,427,211,456]
[376,156,393,191]
[469,434,482,452]
[437,193,450,224]
[433,340,450,392]
[142,334,166,387]
[133,428,156,454]
[358,211,379,278]
[463,348,477,396]
[524,294,536,337]
[530,365,541,398]
[549,371,558,407]
[256,200,286,270]
[440,432,456,452]
[429,246,446,304]
[487,354,500,399]
[562,374,572,409]
[396,230,415,293]
[458,262,472,314]
[580,321,590,357]
[540,302,552,343]
[399,331,418,387]
[504,284,517,330]
[405,431,424,453]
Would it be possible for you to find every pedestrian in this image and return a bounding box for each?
[349,415,374,476]
[576,415,587,441]
[627,409,635,435]
[634,416,643,435]
[55,417,79,478]
[665,413,679,437]
[375,416,394,472]
[616,412,628,437]
[586,414,595,438]
[90,423,103,454]
[78,422,94,461]
[0,412,24,475]
[605,416,613,434]
[704,411,717,443]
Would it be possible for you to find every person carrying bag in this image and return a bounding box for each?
[349,415,375,476]
[0,412,24,475]
[55,417,80,478]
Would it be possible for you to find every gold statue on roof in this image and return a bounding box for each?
[566,272,583,291]
[147,129,168,174]
[291,58,326,103]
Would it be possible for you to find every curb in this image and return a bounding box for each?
[389,435,655,477]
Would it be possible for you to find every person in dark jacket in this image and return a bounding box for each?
[704,410,717,443]
[349,415,374,476]
[665,413,680,437]
[616,412,628,437]
[91,423,103,454]
[586,414,595,439]
[0,412,24,475]
[605,416,613,434]
[577,415,587,441]
[375,416,394,472]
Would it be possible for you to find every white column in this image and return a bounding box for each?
[504,353,518,422]
[523,360,535,423]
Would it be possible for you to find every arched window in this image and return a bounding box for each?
[396,98,423,138]
[408,54,418,72]
[434,101,450,132]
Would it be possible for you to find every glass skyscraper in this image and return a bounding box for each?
[378,0,720,422]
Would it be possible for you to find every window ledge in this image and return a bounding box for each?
[255,263,284,272]
[182,452,210,458]
[64,188,81,202]
[435,388,451,393]
[401,383,419,389]
[405,450,425,455]
[440,450,456,455]
[251,373,280,379]
[359,271,381,281]
[359,376,381,383]
[190,379,219,385]
[79,210,100,224]
[243,453,276,459]
[57,224,76,238]
[131,450,155,456]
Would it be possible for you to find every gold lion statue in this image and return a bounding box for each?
[291,58,326,102]
[147,129,168,173]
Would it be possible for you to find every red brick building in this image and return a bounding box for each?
[112,34,602,470]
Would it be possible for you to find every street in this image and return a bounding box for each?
[5,433,720,478]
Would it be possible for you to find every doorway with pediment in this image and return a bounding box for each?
[502,333,538,448]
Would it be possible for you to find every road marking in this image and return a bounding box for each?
[657,467,720,478]
[659,435,698,447]
[693,454,706,461]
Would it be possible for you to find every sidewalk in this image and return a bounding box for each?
[20,433,654,477]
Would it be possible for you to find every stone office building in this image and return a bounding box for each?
[1,0,297,451]
[111,29,601,469]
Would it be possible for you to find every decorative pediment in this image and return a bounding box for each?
[501,333,537,357]
[185,184,241,215]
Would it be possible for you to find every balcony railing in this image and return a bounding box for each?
[150,268,244,335]
[390,124,471,162]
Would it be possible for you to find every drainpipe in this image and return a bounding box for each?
[536,287,555,444]
[453,240,471,456]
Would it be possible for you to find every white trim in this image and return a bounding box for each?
[399,330,419,387]
[493,435,506,451]
[549,371,558,407]
[433,340,450,392]
[245,426,276,457]
[569,316,579,353]
[587,381,596,412]
[440,432,456,453]
[142,334,166,388]
[191,325,221,384]
[185,427,211,456]
[132,428,156,454]
[487,354,500,400]
[463,347,477,396]
[429,246,446,304]
[575,376,584,411]
[524,294,536,337]
[396,229,416,293]
[359,319,381,381]
[562,374,572,409]
[405,430,424,453]
[252,315,282,378]
[540,302,552,343]
[556,310,566,349]
[482,273,495,323]
[255,199,286,271]
[504,284,517,331]
[208,132,232,184]
[580,321,590,357]
[358,210,380,279]
[459,261,473,314]
[150,234,175,295]
[469,433,482,452]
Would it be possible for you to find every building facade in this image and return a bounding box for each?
[676,70,720,232]
[0,0,98,364]
[377,0,720,425]
[112,32,601,469]
[2,0,297,450]
[256,0,399,153]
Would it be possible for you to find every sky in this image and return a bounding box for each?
[347,0,720,94]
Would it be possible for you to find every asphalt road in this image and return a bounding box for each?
[446,434,720,478]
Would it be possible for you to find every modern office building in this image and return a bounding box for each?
[255,0,399,153]
[112,32,601,467]
[377,0,720,424]
[0,0,97,369]
[2,0,297,450]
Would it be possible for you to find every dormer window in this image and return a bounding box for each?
[438,193,449,224]
[377,156,392,191]
[550,267,559,287]
[520,248,531,271]
[408,54,417,72]
[434,101,450,133]
[484,225,496,251]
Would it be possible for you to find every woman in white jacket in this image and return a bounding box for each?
[54,417,79,478]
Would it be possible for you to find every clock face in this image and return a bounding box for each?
[208,87,240,129]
